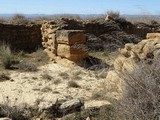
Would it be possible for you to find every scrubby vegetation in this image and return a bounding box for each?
[0,97,37,120]
[112,58,160,120]
[107,10,120,19]
[9,14,29,25]
[0,12,159,25]
[17,61,37,72]
[0,44,16,69]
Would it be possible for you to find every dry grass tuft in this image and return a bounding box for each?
[17,61,37,72]
[53,79,61,85]
[0,97,37,120]
[59,72,69,79]
[41,86,52,93]
[0,73,10,81]
[41,73,53,80]
[68,80,80,88]
[9,14,29,25]
[113,58,160,120]
[107,10,120,19]
[0,44,16,69]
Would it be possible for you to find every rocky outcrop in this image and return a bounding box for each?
[106,33,160,95]
[0,23,42,51]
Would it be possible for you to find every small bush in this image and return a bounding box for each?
[18,61,37,72]
[0,73,10,81]
[9,14,29,25]
[0,44,15,69]
[113,58,160,120]
[41,73,53,80]
[31,48,49,65]
[41,86,52,92]
[2,55,14,69]
[17,51,27,58]
[107,10,120,19]
[91,92,103,100]
[68,81,80,88]
[0,97,36,120]
[59,72,69,79]
[53,79,61,85]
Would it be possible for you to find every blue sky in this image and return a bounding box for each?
[0,0,159,15]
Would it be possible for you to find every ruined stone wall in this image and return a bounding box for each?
[0,23,42,51]
[41,20,88,62]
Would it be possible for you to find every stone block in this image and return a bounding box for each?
[57,44,88,61]
[56,30,86,45]
[59,99,83,114]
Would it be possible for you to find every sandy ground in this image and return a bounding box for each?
[0,62,110,109]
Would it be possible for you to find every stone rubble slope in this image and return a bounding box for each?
[106,33,160,97]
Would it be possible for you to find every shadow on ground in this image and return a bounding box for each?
[77,56,110,71]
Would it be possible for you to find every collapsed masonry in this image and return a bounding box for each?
[41,21,88,62]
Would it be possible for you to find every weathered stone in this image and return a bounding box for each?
[48,34,56,39]
[106,33,160,99]
[57,44,88,61]
[56,30,86,45]
[59,99,84,114]
[42,42,47,48]
[0,118,12,120]
[106,70,123,97]
[44,49,56,59]
[86,117,91,120]
[146,33,160,39]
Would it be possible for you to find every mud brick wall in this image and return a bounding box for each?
[41,20,88,62]
[0,23,42,51]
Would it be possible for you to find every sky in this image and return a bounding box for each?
[0,0,159,15]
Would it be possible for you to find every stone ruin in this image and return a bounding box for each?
[106,33,160,96]
[0,17,160,62]
[41,20,88,62]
